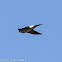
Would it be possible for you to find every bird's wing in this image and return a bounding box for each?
[33,24,43,28]
[29,24,43,29]
[27,30,42,35]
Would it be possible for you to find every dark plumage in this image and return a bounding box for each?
[18,24,43,35]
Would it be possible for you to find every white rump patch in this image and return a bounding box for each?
[29,25,35,28]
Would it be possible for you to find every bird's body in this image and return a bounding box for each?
[19,28,32,33]
[18,24,43,35]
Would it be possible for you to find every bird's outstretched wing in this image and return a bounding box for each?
[34,24,43,28]
[29,24,43,29]
[27,30,42,35]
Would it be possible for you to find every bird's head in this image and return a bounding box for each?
[18,29,22,32]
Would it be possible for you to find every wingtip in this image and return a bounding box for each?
[40,33,43,35]
[34,33,42,35]
[39,24,44,25]
[35,33,42,35]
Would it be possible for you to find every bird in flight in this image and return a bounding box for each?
[18,24,43,35]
